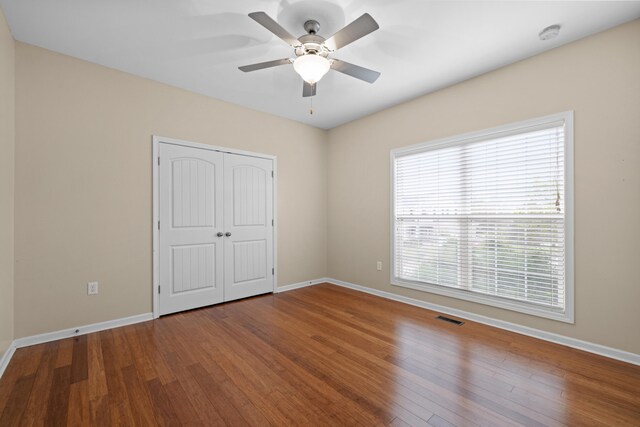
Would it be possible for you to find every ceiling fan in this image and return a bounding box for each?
[239,11,381,97]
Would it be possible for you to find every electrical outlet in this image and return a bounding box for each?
[87,281,99,295]
[376,261,382,271]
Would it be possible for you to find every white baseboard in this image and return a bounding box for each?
[0,344,17,379]
[0,312,153,379]
[13,313,153,349]
[322,278,640,366]
[275,278,329,293]
[3,278,638,381]
[0,282,321,378]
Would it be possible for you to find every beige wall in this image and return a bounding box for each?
[10,18,640,357]
[14,42,327,337]
[0,9,15,358]
[327,20,640,354]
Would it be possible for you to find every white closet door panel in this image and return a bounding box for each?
[159,143,224,315]
[224,154,274,301]
[233,166,267,226]
[172,244,215,292]
[171,159,215,228]
[233,240,267,283]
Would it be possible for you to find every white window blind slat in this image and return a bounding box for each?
[392,116,569,316]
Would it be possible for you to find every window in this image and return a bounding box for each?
[391,112,573,322]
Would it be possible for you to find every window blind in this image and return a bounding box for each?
[393,120,567,312]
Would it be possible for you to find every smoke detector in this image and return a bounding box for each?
[539,24,561,41]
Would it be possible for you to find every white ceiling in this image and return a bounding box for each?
[2,1,639,129]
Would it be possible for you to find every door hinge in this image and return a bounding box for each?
[158,286,161,294]
[157,220,160,230]
[272,219,274,226]
[272,268,275,275]
[271,170,274,178]
[158,157,160,165]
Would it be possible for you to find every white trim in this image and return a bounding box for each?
[0,313,153,379]
[274,278,329,293]
[390,112,569,157]
[563,112,575,324]
[0,344,17,379]
[152,135,278,318]
[390,111,575,323]
[272,157,278,293]
[389,280,570,323]
[2,277,638,383]
[152,137,160,318]
[13,313,153,349]
[324,278,640,366]
[152,136,277,161]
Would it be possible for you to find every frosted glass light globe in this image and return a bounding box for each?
[293,54,330,84]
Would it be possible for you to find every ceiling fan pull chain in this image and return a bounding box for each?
[310,97,314,115]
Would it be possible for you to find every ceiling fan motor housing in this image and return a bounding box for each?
[296,34,330,57]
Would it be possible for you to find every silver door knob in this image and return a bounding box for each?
[216,232,223,237]
[225,232,232,237]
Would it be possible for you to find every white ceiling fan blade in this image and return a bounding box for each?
[324,13,379,51]
[248,12,301,47]
[303,81,317,97]
[238,58,292,72]
[331,59,380,83]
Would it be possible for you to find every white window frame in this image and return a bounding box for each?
[390,111,574,323]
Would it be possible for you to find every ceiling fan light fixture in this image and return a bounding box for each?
[240,12,381,97]
[293,54,330,84]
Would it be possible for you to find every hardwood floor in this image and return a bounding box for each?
[1,283,639,426]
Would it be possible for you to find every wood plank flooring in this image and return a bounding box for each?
[1,283,639,426]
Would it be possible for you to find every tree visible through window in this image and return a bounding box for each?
[392,114,572,320]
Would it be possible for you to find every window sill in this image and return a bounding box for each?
[391,278,574,323]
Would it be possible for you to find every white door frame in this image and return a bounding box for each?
[152,135,278,319]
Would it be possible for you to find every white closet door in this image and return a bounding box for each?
[223,153,274,301]
[159,144,224,315]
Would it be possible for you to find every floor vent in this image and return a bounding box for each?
[436,315,464,326]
